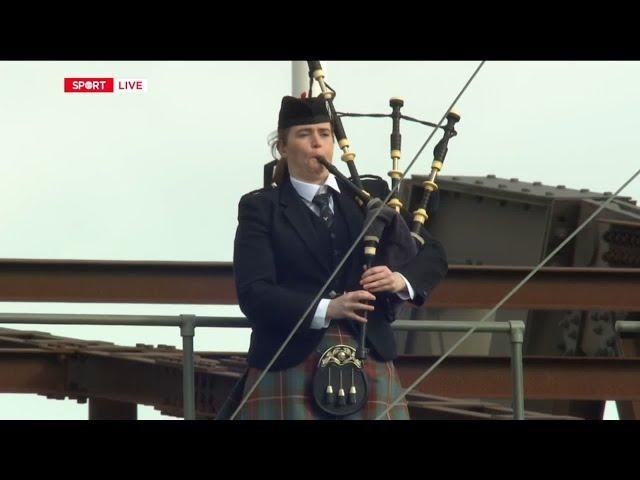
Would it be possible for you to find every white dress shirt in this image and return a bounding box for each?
[289,174,415,329]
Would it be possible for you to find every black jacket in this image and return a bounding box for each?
[233,175,447,370]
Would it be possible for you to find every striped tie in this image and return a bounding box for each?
[312,191,334,229]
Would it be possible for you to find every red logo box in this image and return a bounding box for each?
[64,78,114,93]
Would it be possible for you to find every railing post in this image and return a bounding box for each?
[615,321,640,334]
[180,314,196,420]
[509,320,526,420]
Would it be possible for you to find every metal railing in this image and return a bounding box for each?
[0,313,525,420]
[615,321,640,335]
[394,320,526,420]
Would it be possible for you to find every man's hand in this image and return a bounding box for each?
[327,290,376,324]
[360,266,406,294]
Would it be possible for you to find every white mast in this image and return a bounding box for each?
[291,61,326,98]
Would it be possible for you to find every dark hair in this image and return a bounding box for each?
[269,128,290,186]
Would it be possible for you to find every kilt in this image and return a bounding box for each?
[236,322,410,420]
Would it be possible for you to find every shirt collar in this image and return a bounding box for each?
[290,173,341,203]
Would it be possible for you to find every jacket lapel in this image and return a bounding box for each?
[280,178,331,273]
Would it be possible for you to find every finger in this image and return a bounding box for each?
[356,291,376,301]
[346,301,375,312]
[361,266,385,279]
[360,267,380,279]
[353,303,375,312]
[347,312,368,324]
[358,285,376,294]
[371,266,390,275]
[370,280,395,292]
[367,285,390,293]
[363,279,389,290]
[369,285,393,293]
[360,272,379,282]
[361,273,388,284]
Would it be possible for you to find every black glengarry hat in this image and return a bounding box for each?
[278,95,331,130]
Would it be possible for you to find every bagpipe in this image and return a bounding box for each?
[262,61,461,417]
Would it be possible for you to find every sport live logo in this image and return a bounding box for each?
[64,78,147,93]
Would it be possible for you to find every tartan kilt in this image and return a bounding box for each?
[236,323,410,420]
